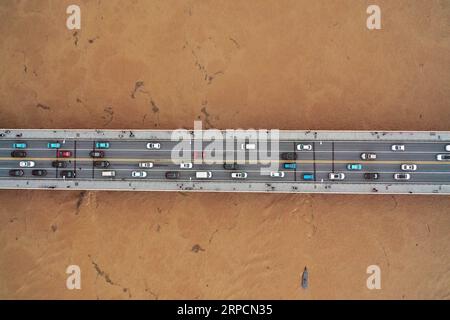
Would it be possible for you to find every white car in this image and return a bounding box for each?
[146,142,161,149]
[401,164,417,171]
[296,144,312,151]
[436,154,450,161]
[196,171,212,179]
[139,162,154,168]
[394,173,410,180]
[446,145,450,152]
[231,172,248,179]
[241,143,256,150]
[19,161,35,168]
[360,153,377,160]
[180,162,193,169]
[391,144,405,151]
[328,172,345,180]
[131,171,147,178]
[270,171,285,178]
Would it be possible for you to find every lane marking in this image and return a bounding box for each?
[0,157,449,165]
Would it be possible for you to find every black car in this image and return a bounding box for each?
[52,161,68,168]
[32,169,47,177]
[9,169,24,177]
[223,163,238,170]
[60,170,76,178]
[364,173,379,180]
[165,171,180,179]
[90,151,105,158]
[11,150,27,157]
[281,152,297,160]
[93,160,110,168]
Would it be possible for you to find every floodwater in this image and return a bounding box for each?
[0,0,449,299]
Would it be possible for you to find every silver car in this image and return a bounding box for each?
[146,142,161,149]
[296,144,312,151]
[270,171,285,178]
[394,173,410,180]
[231,172,248,179]
[19,161,35,168]
[328,172,345,180]
[139,162,154,168]
[391,144,405,151]
[360,153,377,160]
[401,164,417,171]
[131,171,147,178]
[180,162,193,169]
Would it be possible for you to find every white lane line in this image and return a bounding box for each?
[0,147,448,154]
[2,167,450,175]
[0,177,448,185]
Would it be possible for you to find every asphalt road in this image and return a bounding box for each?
[0,139,449,184]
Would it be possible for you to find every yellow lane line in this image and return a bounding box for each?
[0,157,448,165]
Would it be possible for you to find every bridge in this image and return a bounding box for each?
[0,129,449,194]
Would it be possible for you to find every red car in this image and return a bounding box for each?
[59,150,72,158]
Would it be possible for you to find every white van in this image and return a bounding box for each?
[196,171,212,179]
[102,171,116,177]
[241,143,256,150]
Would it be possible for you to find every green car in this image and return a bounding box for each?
[95,142,110,149]
[12,143,27,149]
[47,142,61,149]
[347,163,362,171]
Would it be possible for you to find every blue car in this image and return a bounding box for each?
[347,163,362,171]
[283,163,297,170]
[95,142,110,149]
[12,143,27,149]
[47,142,61,149]
[302,173,314,181]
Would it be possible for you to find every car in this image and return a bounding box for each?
[101,171,116,177]
[89,151,105,158]
[394,173,411,180]
[401,164,417,171]
[12,143,27,149]
[94,161,110,168]
[95,142,110,149]
[19,161,35,168]
[446,145,450,152]
[196,171,212,179]
[139,162,154,168]
[11,150,27,157]
[302,173,314,181]
[436,154,450,161]
[52,161,67,168]
[296,144,312,151]
[47,142,61,149]
[32,169,47,177]
[9,169,24,177]
[231,172,248,179]
[328,173,345,180]
[347,163,362,171]
[391,144,405,151]
[180,162,193,169]
[364,173,379,180]
[165,171,180,179]
[283,163,297,169]
[60,171,76,178]
[270,171,285,178]
[360,153,377,160]
[223,163,238,170]
[58,150,72,158]
[131,171,147,178]
[146,142,161,149]
[241,143,256,150]
[281,152,297,160]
